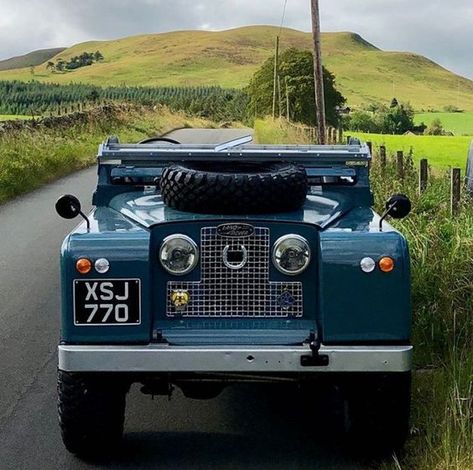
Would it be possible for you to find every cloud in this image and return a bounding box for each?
[0,0,472,78]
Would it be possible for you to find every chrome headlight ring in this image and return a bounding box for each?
[272,234,311,276]
[159,234,199,276]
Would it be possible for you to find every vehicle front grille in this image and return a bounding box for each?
[167,226,303,318]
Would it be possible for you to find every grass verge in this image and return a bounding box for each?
[0,114,34,121]
[0,104,213,204]
[254,118,313,145]
[256,117,473,469]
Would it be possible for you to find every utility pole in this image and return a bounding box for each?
[310,0,326,144]
[278,75,283,118]
[285,76,290,121]
[272,36,280,119]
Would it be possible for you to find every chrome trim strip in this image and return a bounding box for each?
[58,344,412,373]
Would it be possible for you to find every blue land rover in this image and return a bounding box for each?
[56,133,412,456]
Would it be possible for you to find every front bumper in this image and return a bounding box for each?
[58,344,413,373]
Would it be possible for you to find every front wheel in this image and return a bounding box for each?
[57,371,129,457]
[343,372,411,456]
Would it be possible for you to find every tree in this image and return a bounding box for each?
[87,89,100,102]
[247,48,345,127]
[46,61,55,72]
[55,59,66,72]
[390,97,399,108]
[94,51,104,62]
[29,65,35,76]
[348,110,380,133]
[382,103,415,134]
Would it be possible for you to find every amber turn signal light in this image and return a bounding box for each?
[379,257,395,273]
[76,258,92,275]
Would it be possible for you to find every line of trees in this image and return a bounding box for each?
[0,81,249,122]
[46,51,104,73]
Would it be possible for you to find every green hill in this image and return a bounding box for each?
[0,48,66,71]
[1,26,473,110]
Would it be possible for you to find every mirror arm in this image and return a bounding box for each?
[379,202,397,232]
[79,211,91,232]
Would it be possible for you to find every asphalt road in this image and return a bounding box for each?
[0,129,366,470]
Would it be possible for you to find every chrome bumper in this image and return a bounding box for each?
[58,344,412,373]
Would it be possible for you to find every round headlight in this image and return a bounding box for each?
[159,235,199,275]
[272,235,311,275]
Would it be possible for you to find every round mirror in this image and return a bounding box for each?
[55,194,82,220]
[385,194,412,219]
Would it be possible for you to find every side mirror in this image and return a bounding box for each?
[379,194,411,231]
[56,194,82,219]
[55,195,90,230]
[385,194,412,219]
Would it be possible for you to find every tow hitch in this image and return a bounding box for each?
[301,334,329,367]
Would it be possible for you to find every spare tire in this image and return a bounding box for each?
[160,162,308,214]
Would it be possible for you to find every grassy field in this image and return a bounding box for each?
[1,26,473,110]
[415,112,473,136]
[0,114,34,121]
[256,118,473,469]
[350,132,472,170]
[0,105,213,203]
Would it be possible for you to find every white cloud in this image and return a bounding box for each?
[0,0,472,78]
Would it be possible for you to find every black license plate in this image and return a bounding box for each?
[74,279,141,326]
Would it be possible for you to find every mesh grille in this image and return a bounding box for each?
[167,226,303,318]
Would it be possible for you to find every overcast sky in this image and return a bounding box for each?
[0,0,472,78]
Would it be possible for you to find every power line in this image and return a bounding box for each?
[279,0,289,35]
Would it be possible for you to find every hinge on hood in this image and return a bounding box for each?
[152,329,167,344]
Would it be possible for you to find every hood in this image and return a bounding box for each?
[108,190,354,229]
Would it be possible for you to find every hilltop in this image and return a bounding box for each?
[1,26,472,110]
[0,48,66,71]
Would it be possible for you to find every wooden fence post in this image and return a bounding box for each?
[346,135,351,145]
[367,141,373,156]
[380,145,387,172]
[419,159,428,193]
[338,127,343,144]
[397,151,404,180]
[451,168,461,216]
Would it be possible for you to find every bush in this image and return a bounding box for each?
[347,101,415,134]
[425,118,445,136]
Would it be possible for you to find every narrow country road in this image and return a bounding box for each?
[0,129,365,470]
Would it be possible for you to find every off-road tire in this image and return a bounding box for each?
[57,371,128,457]
[160,162,308,214]
[343,372,411,456]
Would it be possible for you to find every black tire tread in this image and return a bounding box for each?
[160,163,308,214]
[57,371,127,456]
[344,372,411,456]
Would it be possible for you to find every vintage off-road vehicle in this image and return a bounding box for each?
[56,132,412,456]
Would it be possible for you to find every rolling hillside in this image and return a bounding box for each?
[1,26,473,110]
[0,48,66,71]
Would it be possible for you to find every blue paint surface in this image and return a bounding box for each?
[60,144,410,347]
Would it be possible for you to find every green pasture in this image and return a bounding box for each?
[350,132,472,170]
[415,111,473,135]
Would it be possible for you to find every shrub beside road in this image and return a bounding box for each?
[0,105,213,204]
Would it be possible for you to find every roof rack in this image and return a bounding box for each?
[98,139,370,165]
